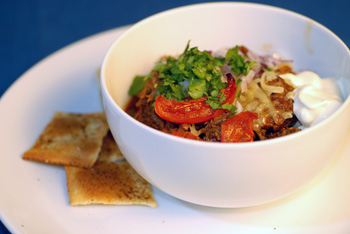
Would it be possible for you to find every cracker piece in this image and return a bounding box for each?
[97,131,124,162]
[65,161,156,208]
[23,112,109,168]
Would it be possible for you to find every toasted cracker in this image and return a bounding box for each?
[65,161,156,208]
[97,131,124,162]
[23,112,109,168]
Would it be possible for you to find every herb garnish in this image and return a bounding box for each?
[225,46,254,76]
[128,42,254,112]
[128,75,147,96]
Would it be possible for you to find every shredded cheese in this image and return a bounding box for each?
[260,71,284,95]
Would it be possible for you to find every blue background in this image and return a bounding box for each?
[1,0,350,233]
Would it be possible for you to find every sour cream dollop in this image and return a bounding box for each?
[280,71,343,127]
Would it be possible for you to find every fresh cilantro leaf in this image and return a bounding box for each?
[128,75,147,95]
[205,95,236,113]
[154,41,226,101]
[220,103,237,113]
[226,46,255,76]
[188,79,207,99]
[210,89,220,97]
[206,98,221,110]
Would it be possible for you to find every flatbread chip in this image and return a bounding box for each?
[23,112,109,168]
[97,131,124,162]
[65,161,156,208]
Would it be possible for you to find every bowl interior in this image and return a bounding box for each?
[102,2,350,111]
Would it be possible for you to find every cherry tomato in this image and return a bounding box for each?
[154,74,237,124]
[221,111,258,143]
[172,131,203,141]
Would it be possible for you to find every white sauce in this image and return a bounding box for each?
[280,71,343,127]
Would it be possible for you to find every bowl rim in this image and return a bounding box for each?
[100,1,350,149]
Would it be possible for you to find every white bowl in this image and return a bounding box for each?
[101,2,350,207]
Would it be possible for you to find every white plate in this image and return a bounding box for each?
[0,26,350,234]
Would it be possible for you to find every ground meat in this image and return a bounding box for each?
[256,115,300,140]
[125,64,301,142]
[267,76,294,112]
[263,127,301,139]
[197,111,232,142]
[276,64,294,75]
[239,45,249,56]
